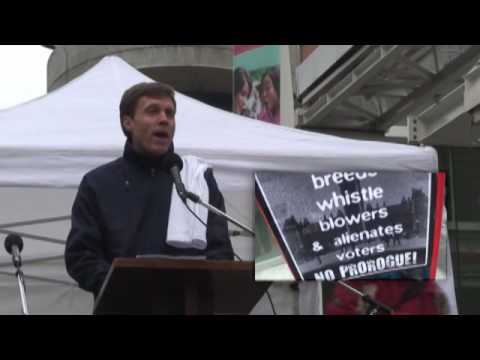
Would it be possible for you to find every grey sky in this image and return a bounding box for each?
[0,45,52,110]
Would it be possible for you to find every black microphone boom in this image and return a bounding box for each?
[163,153,187,201]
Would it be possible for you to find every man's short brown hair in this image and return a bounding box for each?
[119,82,177,139]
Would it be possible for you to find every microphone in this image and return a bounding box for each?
[4,233,29,314]
[163,153,187,201]
[4,234,24,268]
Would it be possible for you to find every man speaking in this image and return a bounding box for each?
[65,82,234,299]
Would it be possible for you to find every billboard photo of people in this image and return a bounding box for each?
[233,45,281,125]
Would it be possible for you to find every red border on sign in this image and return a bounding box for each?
[429,172,445,279]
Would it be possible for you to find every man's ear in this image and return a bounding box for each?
[122,115,133,131]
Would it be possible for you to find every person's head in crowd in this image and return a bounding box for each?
[234,67,252,115]
[119,82,176,157]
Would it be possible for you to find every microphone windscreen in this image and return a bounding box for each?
[163,153,183,171]
[4,234,23,254]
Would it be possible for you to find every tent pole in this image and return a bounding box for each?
[0,215,70,228]
[0,255,65,268]
[0,270,77,287]
[0,230,65,245]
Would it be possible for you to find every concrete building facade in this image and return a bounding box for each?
[45,45,233,111]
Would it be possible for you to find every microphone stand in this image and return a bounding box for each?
[185,191,280,315]
[16,267,29,315]
[185,191,255,237]
[337,280,392,315]
[10,252,29,315]
[5,235,30,315]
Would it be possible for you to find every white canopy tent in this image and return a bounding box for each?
[0,56,456,314]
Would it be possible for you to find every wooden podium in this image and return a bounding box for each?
[93,258,270,315]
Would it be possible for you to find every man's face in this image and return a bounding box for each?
[122,95,176,157]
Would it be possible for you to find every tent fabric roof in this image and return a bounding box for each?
[0,56,437,189]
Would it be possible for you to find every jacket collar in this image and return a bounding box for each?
[123,141,174,172]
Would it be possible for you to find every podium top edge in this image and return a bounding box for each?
[112,258,254,271]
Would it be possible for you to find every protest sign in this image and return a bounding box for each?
[255,170,445,281]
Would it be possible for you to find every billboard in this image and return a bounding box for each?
[233,45,281,125]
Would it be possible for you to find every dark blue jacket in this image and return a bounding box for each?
[65,142,234,297]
